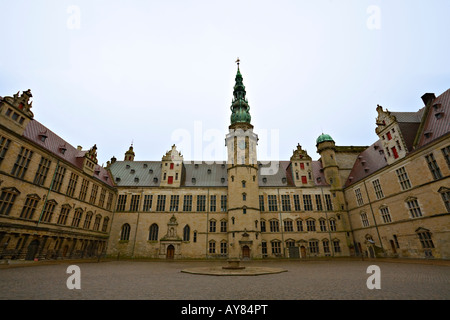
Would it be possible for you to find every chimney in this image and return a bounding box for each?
[421,93,436,106]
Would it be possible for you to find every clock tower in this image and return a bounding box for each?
[225,59,261,259]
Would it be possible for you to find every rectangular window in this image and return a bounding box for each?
[71,209,83,228]
[53,166,66,193]
[293,194,301,211]
[143,195,153,211]
[361,212,370,227]
[407,198,423,218]
[268,195,278,211]
[325,194,333,211]
[442,146,450,168]
[306,219,316,231]
[418,231,434,249]
[210,195,216,212]
[260,220,266,232]
[130,194,141,211]
[170,195,179,211]
[209,220,216,232]
[271,241,281,255]
[89,184,98,204]
[284,219,293,232]
[309,240,319,254]
[220,195,227,212]
[183,195,193,212]
[441,190,450,213]
[57,205,71,225]
[355,188,364,206]
[106,192,113,211]
[269,219,279,232]
[315,194,323,211]
[380,206,392,223]
[392,146,399,159]
[41,201,56,223]
[0,136,11,166]
[197,195,206,212]
[396,167,412,190]
[262,242,268,257]
[303,194,313,211]
[333,240,341,253]
[319,219,327,232]
[372,179,384,199]
[167,176,173,184]
[66,173,79,197]
[259,195,265,212]
[387,131,392,140]
[209,242,215,254]
[329,219,336,231]
[323,240,330,254]
[0,190,18,216]
[425,153,442,180]
[156,195,166,211]
[20,196,39,220]
[11,147,34,179]
[220,220,227,232]
[116,194,127,212]
[281,195,291,211]
[79,179,89,201]
[296,219,303,232]
[98,188,106,208]
[220,242,227,255]
[33,156,52,186]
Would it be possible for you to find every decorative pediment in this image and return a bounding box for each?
[290,143,312,161]
[1,186,21,194]
[375,104,396,135]
[3,89,34,119]
[162,144,183,162]
[85,144,98,164]
[437,186,449,193]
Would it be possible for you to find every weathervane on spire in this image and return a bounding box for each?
[235,57,240,68]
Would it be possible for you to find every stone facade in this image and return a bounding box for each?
[1,66,448,262]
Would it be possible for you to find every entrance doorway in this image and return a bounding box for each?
[242,245,250,259]
[25,240,39,261]
[166,245,175,259]
[300,246,306,259]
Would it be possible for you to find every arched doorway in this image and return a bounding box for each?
[242,245,250,259]
[25,240,40,261]
[166,245,175,259]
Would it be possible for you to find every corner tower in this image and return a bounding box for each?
[225,59,261,259]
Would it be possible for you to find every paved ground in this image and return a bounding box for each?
[0,258,449,300]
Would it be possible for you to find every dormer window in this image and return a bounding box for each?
[207,169,211,174]
[153,177,158,183]
[424,131,432,138]
[435,111,444,119]
[262,177,267,183]
[221,178,225,183]
[130,169,135,174]
[39,135,47,142]
[192,178,196,184]
[115,177,121,182]
[134,177,139,182]
[59,146,67,155]
[282,177,287,184]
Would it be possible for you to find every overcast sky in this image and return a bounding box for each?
[1,0,449,166]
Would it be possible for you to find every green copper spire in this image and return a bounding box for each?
[230,58,251,125]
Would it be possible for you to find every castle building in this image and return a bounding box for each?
[0,62,449,261]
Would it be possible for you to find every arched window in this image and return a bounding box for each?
[120,223,131,241]
[183,225,190,241]
[149,223,159,241]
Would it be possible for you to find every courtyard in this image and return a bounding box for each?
[0,258,449,300]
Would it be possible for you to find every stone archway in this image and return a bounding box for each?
[167,245,175,259]
[25,240,40,261]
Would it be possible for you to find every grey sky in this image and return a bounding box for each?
[1,0,449,166]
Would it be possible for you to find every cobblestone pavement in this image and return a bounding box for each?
[0,259,449,300]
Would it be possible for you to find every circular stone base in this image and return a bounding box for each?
[181,266,287,276]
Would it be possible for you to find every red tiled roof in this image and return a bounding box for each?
[416,88,450,149]
[344,141,387,188]
[23,120,114,187]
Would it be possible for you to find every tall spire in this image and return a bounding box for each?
[230,58,251,125]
